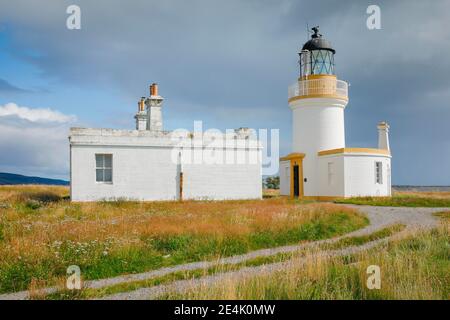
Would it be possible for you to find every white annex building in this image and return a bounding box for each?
[280,27,392,199]
[69,84,262,201]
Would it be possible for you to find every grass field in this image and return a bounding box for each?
[334,191,450,207]
[42,223,408,300]
[0,185,368,294]
[164,223,449,300]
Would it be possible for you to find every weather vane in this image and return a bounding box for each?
[311,26,322,38]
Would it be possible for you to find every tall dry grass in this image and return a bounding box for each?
[167,223,449,300]
[0,185,367,293]
[0,185,68,203]
[0,186,362,244]
[394,190,450,200]
[336,190,450,207]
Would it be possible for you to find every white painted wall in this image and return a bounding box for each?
[279,160,290,196]
[290,97,348,196]
[317,155,345,197]
[70,128,262,201]
[71,145,178,201]
[183,162,262,200]
[344,154,391,197]
[317,153,391,197]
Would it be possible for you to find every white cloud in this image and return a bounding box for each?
[0,103,76,123]
[0,103,76,179]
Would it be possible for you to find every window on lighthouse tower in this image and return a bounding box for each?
[327,162,335,186]
[375,161,383,184]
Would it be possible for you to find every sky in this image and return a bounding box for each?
[0,0,449,185]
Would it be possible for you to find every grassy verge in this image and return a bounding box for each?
[318,224,405,250]
[233,223,407,268]
[334,194,450,207]
[0,185,368,294]
[163,223,449,300]
[433,211,450,220]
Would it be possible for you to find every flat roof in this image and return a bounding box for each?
[318,148,391,157]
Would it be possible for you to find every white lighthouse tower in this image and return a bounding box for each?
[280,27,392,199]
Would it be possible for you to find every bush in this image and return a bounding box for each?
[264,176,280,189]
[25,200,42,210]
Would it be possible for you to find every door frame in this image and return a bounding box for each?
[293,164,300,197]
[280,153,305,199]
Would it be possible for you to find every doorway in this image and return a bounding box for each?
[281,153,305,199]
[293,165,300,197]
[289,155,304,198]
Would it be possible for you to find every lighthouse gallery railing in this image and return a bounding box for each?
[288,78,348,100]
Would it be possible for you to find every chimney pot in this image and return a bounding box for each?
[150,83,159,96]
[138,97,145,111]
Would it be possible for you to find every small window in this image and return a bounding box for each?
[96,154,112,183]
[328,162,334,185]
[375,161,383,184]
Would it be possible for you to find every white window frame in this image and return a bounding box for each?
[327,162,334,186]
[375,161,383,184]
[95,154,113,183]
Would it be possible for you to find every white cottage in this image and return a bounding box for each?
[279,27,392,199]
[69,84,263,201]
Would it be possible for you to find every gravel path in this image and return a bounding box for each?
[342,204,442,232]
[0,205,445,300]
[100,205,445,300]
[100,237,390,300]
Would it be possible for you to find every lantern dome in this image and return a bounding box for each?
[299,27,336,77]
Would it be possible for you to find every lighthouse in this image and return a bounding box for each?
[280,27,392,199]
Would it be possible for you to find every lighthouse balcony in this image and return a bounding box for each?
[288,77,348,102]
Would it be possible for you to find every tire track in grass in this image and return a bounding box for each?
[0,205,443,300]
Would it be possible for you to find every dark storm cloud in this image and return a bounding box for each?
[0,0,449,184]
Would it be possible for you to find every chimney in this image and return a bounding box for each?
[138,97,145,112]
[135,97,148,131]
[150,83,159,96]
[146,83,164,131]
[377,121,390,151]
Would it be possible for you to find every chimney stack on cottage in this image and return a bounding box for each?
[135,96,148,131]
[377,121,390,151]
[146,83,164,131]
[135,83,164,131]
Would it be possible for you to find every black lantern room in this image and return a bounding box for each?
[299,26,335,77]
